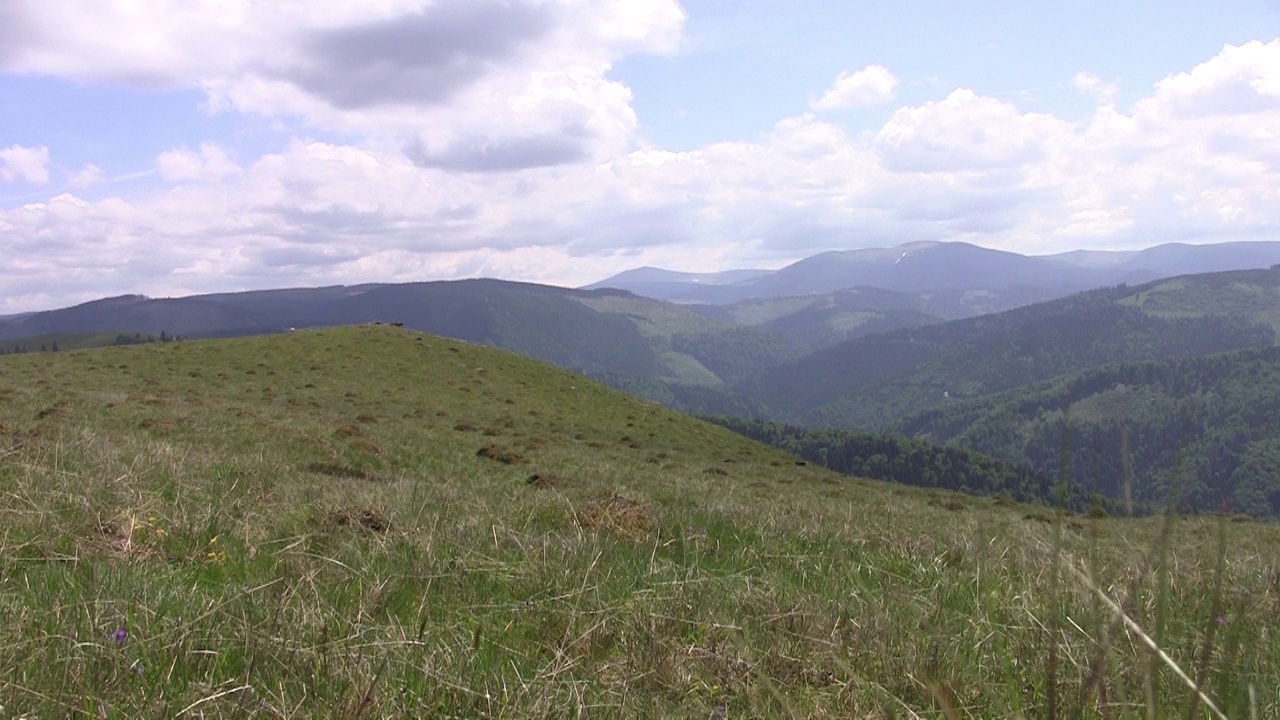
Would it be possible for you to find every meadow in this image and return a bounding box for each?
[0,325,1275,718]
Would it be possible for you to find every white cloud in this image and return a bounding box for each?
[811,65,898,110]
[3,32,1280,313]
[1073,71,1118,105]
[67,164,105,189]
[874,89,1068,173]
[0,144,51,184]
[1150,39,1280,118]
[156,144,243,183]
[1,1,685,172]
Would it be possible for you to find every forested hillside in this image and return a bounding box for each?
[738,282,1276,429]
[689,286,945,351]
[891,346,1280,517]
[0,280,805,397]
[707,417,1080,510]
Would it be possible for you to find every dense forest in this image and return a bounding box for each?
[669,326,803,383]
[703,416,1106,512]
[889,346,1280,517]
[738,284,1275,429]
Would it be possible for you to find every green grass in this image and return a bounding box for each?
[0,325,1276,717]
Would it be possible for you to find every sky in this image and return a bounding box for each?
[1,1,1279,314]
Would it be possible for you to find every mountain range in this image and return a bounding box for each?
[587,239,1280,310]
[8,238,1280,515]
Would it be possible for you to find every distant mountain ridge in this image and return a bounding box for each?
[1047,241,1280,274]
[10,240,1280,437]
[586,240,1280,308]
[732,266,1280,430]
[0,280,805,410]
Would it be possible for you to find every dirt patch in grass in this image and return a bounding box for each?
[138,417,168,430]
[703,467,729,476]
[928,496,967,512]
[330,425,381,456]
[36,399,69,420]
[321,507,390,534]
[576,492,653,539]
[454,421,480,433]
[477,444,524,464]
[527,472,568,489]
[519,436,547,451]
[96,520,144,560]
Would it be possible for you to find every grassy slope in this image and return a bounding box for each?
[0,326,1276,717]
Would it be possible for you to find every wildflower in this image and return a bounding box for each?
[112,628,128,645]
[1216,615,1227,626]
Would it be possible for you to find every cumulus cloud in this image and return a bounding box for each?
[0,145,51,184]
[156,144,243,183]
[66,164,105,189]
[406,130,592,173]
[3,30,1280,313]
[0,4,32,66]
[273,1,557,109]
[0,0,683,173]
[811,65,898,110]
[874,89,1068,172]
[1073,71,1119,105]
[1152,39,1280,118]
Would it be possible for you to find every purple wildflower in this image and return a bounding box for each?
[1216,616,1227,626]
[112,628,128,645]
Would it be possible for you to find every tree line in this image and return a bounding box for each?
[704,416,1109,513]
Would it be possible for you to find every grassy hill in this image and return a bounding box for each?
[1,326,1277,717]
[0,281,801,405]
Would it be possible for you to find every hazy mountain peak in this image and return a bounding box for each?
[587,240,1280,306]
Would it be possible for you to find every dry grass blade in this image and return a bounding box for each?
[173,684,252,717]
[1064,562,1227,720]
